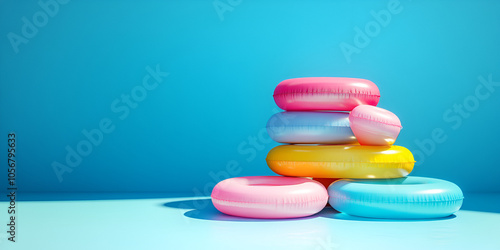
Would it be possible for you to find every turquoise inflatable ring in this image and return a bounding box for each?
[328,176,464,219]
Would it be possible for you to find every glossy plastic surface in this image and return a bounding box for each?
[211,176,328,219]
[266,111,357,144]
[273,77,380,111]
[266,145,414,178]
[349,105,402,146]
[328,177,464,219]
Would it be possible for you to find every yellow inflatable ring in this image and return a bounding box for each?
[266,145,415,179]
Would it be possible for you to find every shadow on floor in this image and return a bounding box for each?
[163,198,321,222]
[162,198,457,222]
[318,206,456,222]
[8,193,500,215]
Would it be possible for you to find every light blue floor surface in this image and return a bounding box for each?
[1,193,499,250]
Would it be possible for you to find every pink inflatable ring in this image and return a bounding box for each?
[211,176,328,219]
[349,105,402,146]
[274,77,380,111]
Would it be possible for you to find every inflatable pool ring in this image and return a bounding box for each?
[266,111,357,144]
[211,176,328,219]
[273,77,380,111]
[266,145,414,179]
[349,105,402,146]
[328,177,464,219]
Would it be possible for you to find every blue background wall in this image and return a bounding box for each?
[1,0,499,194]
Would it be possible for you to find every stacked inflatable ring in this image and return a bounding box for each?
[212,77,464,219]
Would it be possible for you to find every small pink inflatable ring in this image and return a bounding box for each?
[211,176,328,219]
[274,77,380,111]
[349,105,402,146]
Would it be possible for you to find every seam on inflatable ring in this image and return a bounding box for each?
[212,197,327,204]
[330,196,464,203]
[350,115,402,128]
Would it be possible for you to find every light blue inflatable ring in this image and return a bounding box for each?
[328,177,464,219]
[266,111,356,144]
